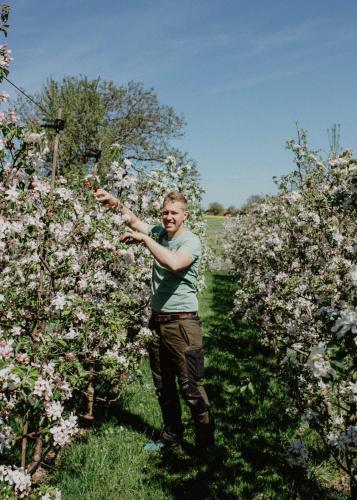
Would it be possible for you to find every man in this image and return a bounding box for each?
[95,189,214,453]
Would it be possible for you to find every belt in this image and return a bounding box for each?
[152,311,199,322]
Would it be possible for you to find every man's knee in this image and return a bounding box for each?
[180,381,209,414]
[152,376,179,408]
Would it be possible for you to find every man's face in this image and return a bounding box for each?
[161,201,188,236]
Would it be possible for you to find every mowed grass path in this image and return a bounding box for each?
[204,215,226,256]
[50,220,343,499]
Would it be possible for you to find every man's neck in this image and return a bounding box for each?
[166,225,185,238]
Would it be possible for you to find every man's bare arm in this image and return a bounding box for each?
[94,189,150,234]
[120,231,193,272]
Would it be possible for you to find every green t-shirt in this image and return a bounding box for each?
[148,225,201,312]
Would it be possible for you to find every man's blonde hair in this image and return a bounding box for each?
[163,191,188,210]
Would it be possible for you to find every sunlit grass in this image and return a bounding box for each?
[204,215,226,260]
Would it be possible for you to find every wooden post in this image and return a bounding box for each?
[51,108,62,192]
[27,433,43,474]
[21,416,28,468]
[87,382,94,419]
[32,108,63,341]
[81,381,94,422]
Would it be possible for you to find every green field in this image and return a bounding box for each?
[204,215,226,258]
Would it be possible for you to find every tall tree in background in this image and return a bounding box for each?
[15,76,105,177]
[15,76,187,179]
[207,201,225,215]
[101,80,185,164]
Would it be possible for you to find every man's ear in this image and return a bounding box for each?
[183,210,188,220]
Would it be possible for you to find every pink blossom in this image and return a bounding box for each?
[64,352,77,362]
[7,111,19,124]
[16,353,29,364]
[0,340,13,358]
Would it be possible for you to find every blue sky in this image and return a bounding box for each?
[4,0,357,207]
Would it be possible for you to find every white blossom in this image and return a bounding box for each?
[75,310,88,322]
[327,426,357,451]
[123,158,133,168]
[42,361,56,377]
[347,267,357,285]
[51,293,67,310]
[32,177,51,194]
[0,365,20,390]
[33,377,53,400]
[11,326,22,336]
[0,421,13,454]
[285,439,309,467]
[62,328,79,340]
[55,187,73,201]
[23,132,44,144]
[331,309,357,337]
[50,414,78,447]
[305,343,334,379]
[45,401,64,421]
[0,465,32,498]
[5,185,19,202]
[331,229,344,245]
[347,381,357,403]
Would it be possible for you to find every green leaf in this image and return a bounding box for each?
[330,360,346,371]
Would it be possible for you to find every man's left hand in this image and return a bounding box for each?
[120,231,145,245]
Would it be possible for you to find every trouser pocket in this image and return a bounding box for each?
[178,319,202,348]
[185,347,205,380]
[179,323,190,345]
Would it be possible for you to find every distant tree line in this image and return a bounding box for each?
[206,194,266,215]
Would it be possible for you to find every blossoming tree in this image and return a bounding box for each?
[224,129,356,494]
[0,7,206,497]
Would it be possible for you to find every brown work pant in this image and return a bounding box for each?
[148,316,214,447]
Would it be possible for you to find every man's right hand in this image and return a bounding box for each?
[94,189,121,210]
[94,189,150,235]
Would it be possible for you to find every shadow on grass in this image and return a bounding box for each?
[105,406,162,443]
[147,273,341,499]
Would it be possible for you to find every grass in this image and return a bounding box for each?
[48,272,346,499]
[204,215,226,260]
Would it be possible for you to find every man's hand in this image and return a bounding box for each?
[120,231,145,245]
[94,189,120,210]
[93,190,150,234]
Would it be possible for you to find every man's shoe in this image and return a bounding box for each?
[144,440,183,454]
[143,441,165,452]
